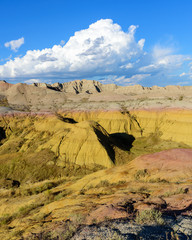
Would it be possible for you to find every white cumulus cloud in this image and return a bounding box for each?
[24,79,41,84]
[0,19,144,79]
[4,37,24,52]
[111,74,151,85]
[139,45,188,73]
[60,40,65,46]
[0,19,190,85]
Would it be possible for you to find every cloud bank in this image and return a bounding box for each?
[4,37,24,52]
[0,20,190,85]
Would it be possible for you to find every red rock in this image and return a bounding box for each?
[85,204,129,224]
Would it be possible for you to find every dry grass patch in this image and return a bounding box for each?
[135,209,164,225]
[162,187,188,197]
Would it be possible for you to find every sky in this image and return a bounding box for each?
[0,0,192,86]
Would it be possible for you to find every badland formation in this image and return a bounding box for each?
[0,79,191,239]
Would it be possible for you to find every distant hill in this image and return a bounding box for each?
[0,79,192,112]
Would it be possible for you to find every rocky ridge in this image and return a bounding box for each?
[1,79,192,113]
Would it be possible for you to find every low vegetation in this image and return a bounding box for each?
[135,209,164,225]
[134,169,149,180]
[162,187,188,197]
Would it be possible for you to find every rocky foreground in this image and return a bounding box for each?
[0,80,191,239]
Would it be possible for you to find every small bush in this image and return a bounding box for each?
[149,178,168,183]
[0,214,13,226]
[134,169,148,180]
[96,180,111,188]
[53,190,72,201]
[135,209,164,225]
[162,187,187,197]
[11,230,24,238]
[137,186,150,193]
[17,203,43,217]
[60,213,85,240]
[179,95,183,101]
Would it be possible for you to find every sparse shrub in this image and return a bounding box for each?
[19,188,33,196]
[62,221,77,239]
[96,180,111,188]
[32,212,49,222]
[162,187,187,197]
[43,189,55,202]
[134,169,148,180]
[148,178,169,183]
[112,180,127,186]
[137,186,150,193]
[94,229,124,240]
[92,218,97,224]
[60,213,85,239]
[33,181,57,194]
[11,229,24,238]
[17,203,43,217]
[98,189,114,195]
[86,184,94,190]
[0,214,13,226]
[109,231,124,240]
[15,180,59,198]
[53,190,72,201]
[69,213,85,225]
[179,95,183,101]
[86,180,126,190]
[79,188,86,195]
[135,209,164,225]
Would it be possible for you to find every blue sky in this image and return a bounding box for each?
[0,0,192,86]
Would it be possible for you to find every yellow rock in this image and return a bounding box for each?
[1,109,192,169]
[35,119,114,168]
[130,109,192,146]
[62,109,192,146]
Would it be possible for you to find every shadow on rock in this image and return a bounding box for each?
[110,133,135,151]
